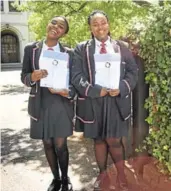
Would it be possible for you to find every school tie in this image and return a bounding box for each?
[47,47,54,51]
[100,42,107,54]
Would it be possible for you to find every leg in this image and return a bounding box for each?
[94,139,108,173]
[43,139,61,191]
[106,137,129,191]
[93,139,109,191]
[43,139,60,179]
[54,137,72,191]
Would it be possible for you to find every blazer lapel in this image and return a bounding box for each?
[59,42,66,53]
[33,41,43,70]
[87,39,96,84]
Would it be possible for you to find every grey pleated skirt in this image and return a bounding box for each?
[30,88,74,140]
[76,96,129,139]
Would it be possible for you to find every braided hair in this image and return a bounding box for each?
[87,10,110,38]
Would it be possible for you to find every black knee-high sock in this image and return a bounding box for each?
[106,137,126,182]
[43,139,60,179]
[54,138,69,180]
[94,139,108,173]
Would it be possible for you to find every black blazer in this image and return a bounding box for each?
[21,40,75,121]
[71,39,138,121]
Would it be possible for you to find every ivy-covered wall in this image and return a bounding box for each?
[140,5,171,174]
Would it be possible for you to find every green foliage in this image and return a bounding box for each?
[17,0,148,47]
[140,5,171,174]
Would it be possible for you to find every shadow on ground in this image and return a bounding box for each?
[0,85,30,95]
[1,128,97,187]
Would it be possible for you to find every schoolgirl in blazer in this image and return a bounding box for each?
[71,10,138,191]
[21,16,74,191]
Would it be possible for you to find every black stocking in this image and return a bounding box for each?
[106,137,126,182]
[94,139,108,173]
[54,138,69,180]
[43,139,60,179]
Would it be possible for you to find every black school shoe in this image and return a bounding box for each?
[47,178,61,191]
[61,177,73,191]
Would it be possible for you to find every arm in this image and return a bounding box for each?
[21,45,35,87]
[119,46,138,98]
[67,49,77,99]
[71,44,104,98]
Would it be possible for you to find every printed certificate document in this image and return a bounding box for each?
[94,53,121,89]
[39,50,69,90]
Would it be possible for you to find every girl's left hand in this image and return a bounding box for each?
[48,88,58,94]
[48,88,69,98]
[108,89,120,97]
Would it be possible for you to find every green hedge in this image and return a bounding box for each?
[140,5,171,174]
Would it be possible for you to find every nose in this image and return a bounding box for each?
[98,24,103,30]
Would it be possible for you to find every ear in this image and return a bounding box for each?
[89,25,92,32]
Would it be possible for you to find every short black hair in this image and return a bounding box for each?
[53,16,69,34]
[88,10,109,25]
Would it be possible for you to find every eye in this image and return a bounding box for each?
[51,20,57,25]
[59,25,64,29]
[102,22,107,25]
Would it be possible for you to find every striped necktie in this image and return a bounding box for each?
[100,42,107,54]
[47,47,54,51]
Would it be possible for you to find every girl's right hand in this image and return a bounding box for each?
[31,69,48,82]
[58,89,69,98]
[100,88,108,97]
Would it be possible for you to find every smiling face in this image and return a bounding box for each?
[89,13,109,41]
[46,17,67,40]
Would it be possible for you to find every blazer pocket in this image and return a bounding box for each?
[116,94,131,121]
[76,97,95,123]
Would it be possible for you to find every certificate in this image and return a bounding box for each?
[39,50,69,90]
[94,53,121,89]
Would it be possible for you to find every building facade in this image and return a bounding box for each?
[1,0,32,69]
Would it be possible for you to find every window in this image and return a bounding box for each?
[1,34,19,63]
[1,0,4,12]
[9,0,20,12]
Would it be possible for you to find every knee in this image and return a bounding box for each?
[43,140,53,150]
[106,138,121,148]
[94,138,106,145]
[55,142,68,154]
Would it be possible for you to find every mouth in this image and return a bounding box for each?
[51,29,58,35]
[98,30,106,35]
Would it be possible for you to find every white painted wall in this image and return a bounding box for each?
[1,0,32,63]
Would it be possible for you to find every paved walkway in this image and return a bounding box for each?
[1,70,171,191]
[0,70,97,191]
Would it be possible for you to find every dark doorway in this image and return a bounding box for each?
[1,31,20,63]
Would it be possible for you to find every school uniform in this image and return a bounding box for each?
[71,37,138,139]
[21,40,75,139]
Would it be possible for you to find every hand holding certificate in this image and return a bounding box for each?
[94,53,121,89]
[31,69,48,82]
[39,50,69,91]
[48,88,69,97]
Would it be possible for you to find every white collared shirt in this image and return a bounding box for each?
[39,41,60,63]
[94,36,115,54]
[41,41,60,53]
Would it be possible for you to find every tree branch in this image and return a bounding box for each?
[65,1,88,16]
[132,0,151,6]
